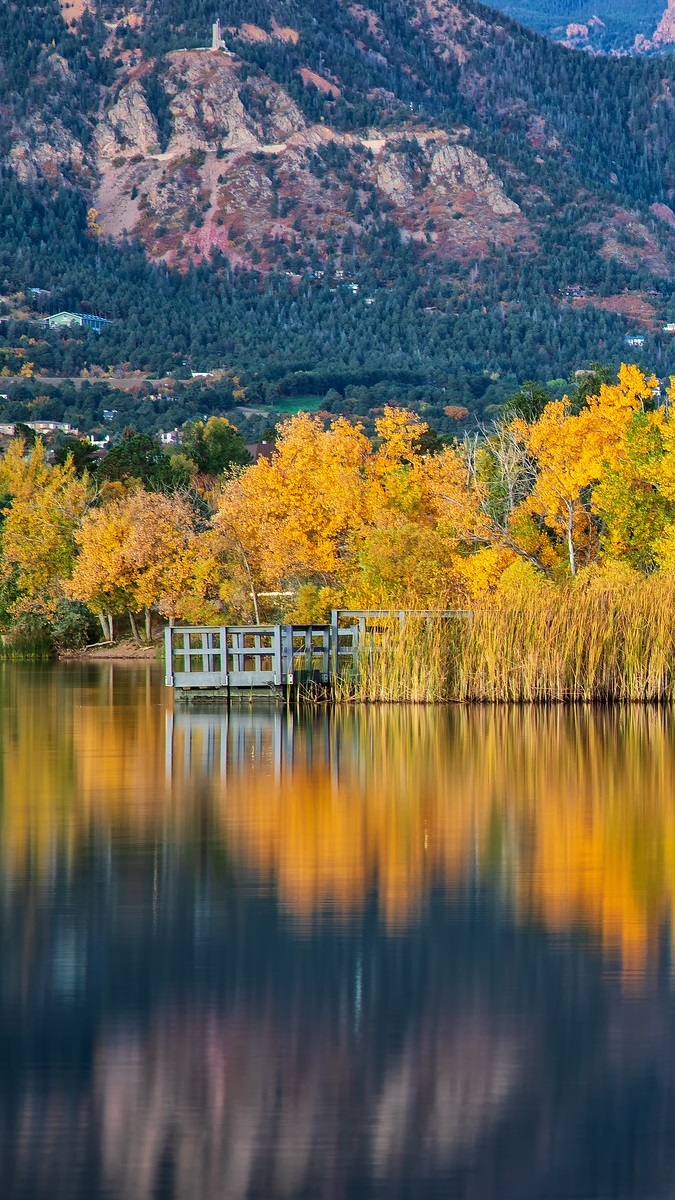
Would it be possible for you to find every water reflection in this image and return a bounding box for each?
[2,665,675,976]
[2,666,675,1198]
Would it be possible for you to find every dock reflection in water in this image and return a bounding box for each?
[2,664,675,1198]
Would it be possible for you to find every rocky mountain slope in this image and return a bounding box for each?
[491,0,672,55]
[94,54,527,271]
[9,0,675,274]
[6,0,675,419]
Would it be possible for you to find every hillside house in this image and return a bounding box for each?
[0,421,79,438]
[42,312,111,334]
[28,421,78,435]
[160,429,182,446]
[246,441,275,463]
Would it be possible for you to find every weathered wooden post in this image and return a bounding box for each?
[165,626,174,687]
[221,627,229,691]
[273,625,283,687]
[281,625,294,703]
[331,610,340,685]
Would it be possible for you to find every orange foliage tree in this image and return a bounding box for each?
[216,407,467,616]
[68,488,233,640]
[1,364,675,637]
[0,439,89,620]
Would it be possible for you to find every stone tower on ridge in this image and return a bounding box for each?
[212,18,223,50]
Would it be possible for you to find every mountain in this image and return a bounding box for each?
[489,0,672,55]
[5,0,675,438]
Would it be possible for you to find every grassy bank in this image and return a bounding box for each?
[334,580,675,703]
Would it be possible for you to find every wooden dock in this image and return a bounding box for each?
[164,610,466,701]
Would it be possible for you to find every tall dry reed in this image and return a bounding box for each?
[333,577,675,702]
[333,615,455,703]
[458,577,675,702]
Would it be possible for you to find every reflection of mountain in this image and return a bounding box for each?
[90,1008,519,1200]
[2,667,675,974]
[6,978,675,1200]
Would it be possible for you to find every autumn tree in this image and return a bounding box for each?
[121,490,226,633]
[592,410,669,573]
[216,412,372,614]
[216,408,466,616]
[0,439,89,622]
[68,488,235,639]
[67,495,137,640]
[511,365,657,575]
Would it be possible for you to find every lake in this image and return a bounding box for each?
[2,663,675,1199]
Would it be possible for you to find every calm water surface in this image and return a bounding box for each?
[2,664,675,1198]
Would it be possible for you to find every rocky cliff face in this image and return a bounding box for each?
[90,40,526,270]
[635,0,675,51]
[7,0,675,293]
[492,0,670,54]
[0,0,522,270]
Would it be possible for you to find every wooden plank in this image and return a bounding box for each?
[227,671,277,687]
[174,671,228,688]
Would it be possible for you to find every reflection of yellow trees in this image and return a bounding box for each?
[507,708,675,977]
[200,710,476,926]
[199,707,675,976]
[3,672,675,977]
[0,666,170,878]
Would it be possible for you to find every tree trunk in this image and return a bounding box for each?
[250,583,261,626]
[98,612,111,641]
[236,538,260,624]
[567,507,576,576]
[109,614,114,642]
[145,607,152,643]
[128,610,141,645]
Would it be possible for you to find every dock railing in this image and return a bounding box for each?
[165,623,333,692]
[165,610,470,696]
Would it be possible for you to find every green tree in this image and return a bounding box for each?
[53,434,97,476]
[502,381,553,423]
[181,417,251,476]
[568,364,616,414]
[13,422,37,448]
[97,427,173,489]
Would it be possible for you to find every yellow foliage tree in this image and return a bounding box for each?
[0,439,89,620]
[86,206,101,239]
[216,408,465,614]
[67,494,138,640]
[511,364,657,575]
[216,412,372,611]
[69,489,230,640]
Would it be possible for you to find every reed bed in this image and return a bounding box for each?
[0,629,54,661]
[334,577,675,703]
[333,615,454,704]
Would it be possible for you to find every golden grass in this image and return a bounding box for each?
[333,578,675,703]
[333,615,454,704]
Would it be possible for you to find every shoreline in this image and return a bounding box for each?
[59,640,161,662]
